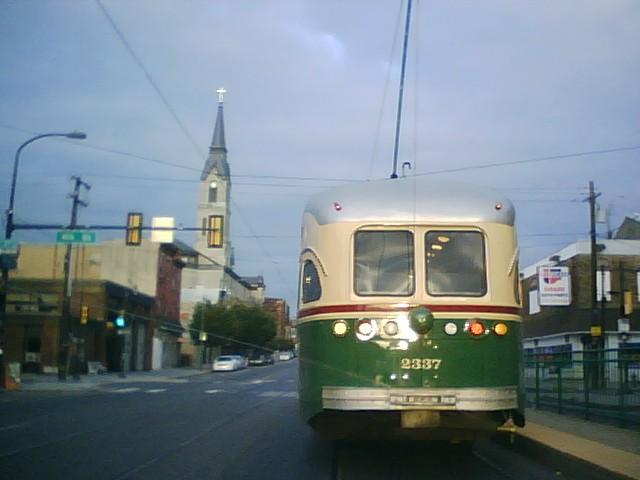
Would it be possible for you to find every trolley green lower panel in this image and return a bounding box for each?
[298,317,524,435]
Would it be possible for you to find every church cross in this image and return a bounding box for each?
[216,87,227,103]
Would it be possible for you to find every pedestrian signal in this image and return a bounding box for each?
[115,310,126,328]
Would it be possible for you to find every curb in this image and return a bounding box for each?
[491,432,636,480]
[13,369,213,393]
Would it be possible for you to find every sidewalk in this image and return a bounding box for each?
[519,408,640,479]
[14,367,212,392]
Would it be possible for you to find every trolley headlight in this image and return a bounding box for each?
[383,320,399,336]
[494,322,508,336]
[444,322,458,336]
[332,320,349,337]
[468,319,485,337]
[355,318,377,341]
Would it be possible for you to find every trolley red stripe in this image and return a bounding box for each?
[298,304,521,319]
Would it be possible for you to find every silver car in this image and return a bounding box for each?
[212,355,241,372]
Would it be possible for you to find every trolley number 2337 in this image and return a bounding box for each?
[400,358,442,370]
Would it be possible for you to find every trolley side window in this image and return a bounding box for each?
[354,231,414,296]
[426,231,486,296]
[301,260,322,303]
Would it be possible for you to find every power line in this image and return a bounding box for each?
[2,123,638,184]
[415,145,640,177]
[94,0,205,161]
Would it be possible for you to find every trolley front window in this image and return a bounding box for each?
[354,231,414,296]
[426,231,486,296]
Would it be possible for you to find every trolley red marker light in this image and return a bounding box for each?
[469,321,485,336]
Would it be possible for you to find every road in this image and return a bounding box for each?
[0,360,587,479]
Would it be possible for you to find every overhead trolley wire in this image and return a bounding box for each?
[414,145,640,177]
[2,122,637,185]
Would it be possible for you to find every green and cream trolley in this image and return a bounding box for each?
[297,176,524,440]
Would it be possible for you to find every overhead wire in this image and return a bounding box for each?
[94,0,204,162]
[91,0,300,300]
[1,122,637,185]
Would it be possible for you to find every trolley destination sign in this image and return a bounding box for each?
[55,230,97,244]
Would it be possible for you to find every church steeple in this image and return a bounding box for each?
[195,87,232,267]
[201,87,230,181]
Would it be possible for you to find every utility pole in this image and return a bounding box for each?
[587,181,601,336]
[586,181,603,388]
[59,176,90,380]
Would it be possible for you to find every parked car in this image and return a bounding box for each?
[249,352,274,366]
[231,355,248,369]
[278,350,294,361]
[212,355,242,372]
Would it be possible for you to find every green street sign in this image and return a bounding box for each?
[56,230,97,244]
[0,239,19,254]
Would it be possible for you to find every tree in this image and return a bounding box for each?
[190,301,277,350]
[266,337,295,351]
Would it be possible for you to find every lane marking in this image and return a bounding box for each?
[259,391,297,398]
[146,388,166,394]
[205,389,223,394]
[0,422,30,432]
[248,379,276,385]
[259,391,283,397]
[111,387,141,393]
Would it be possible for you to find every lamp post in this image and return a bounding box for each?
[1,131,86,385]
[5,131,87,240]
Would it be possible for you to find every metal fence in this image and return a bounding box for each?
[524,348,640,429]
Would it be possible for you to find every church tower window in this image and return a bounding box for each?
[208,181,218,203]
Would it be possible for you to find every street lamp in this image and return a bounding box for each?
[1,131,86,386]
[5,131,87,240]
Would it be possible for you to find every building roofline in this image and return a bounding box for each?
[521,239,640,278]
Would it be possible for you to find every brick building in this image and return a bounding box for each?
[521,239,640,355]
[4,240,185,374]
[263,297,290,338]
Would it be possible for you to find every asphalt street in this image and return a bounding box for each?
[0,360,580,480]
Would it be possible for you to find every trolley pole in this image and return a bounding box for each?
[390,0,413,179]
[59,176,90,380]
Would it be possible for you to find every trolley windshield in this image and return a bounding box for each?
[354,230,415,296]
[425,231,486,296]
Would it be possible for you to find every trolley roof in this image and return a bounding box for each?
[304,177,515,226]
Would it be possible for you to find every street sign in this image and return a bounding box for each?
[56,230,96,244]
[0,239,19,254]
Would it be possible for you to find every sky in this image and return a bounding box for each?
[1,0,639,314]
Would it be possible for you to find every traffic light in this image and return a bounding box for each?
[80,305,89,324]
[115,310,126,328]
[206,215,224,248]
[126,212,143,246]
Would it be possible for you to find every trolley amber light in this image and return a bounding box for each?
[494,323,508,336]
[332,320,349,337]
[469,321,485,336]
